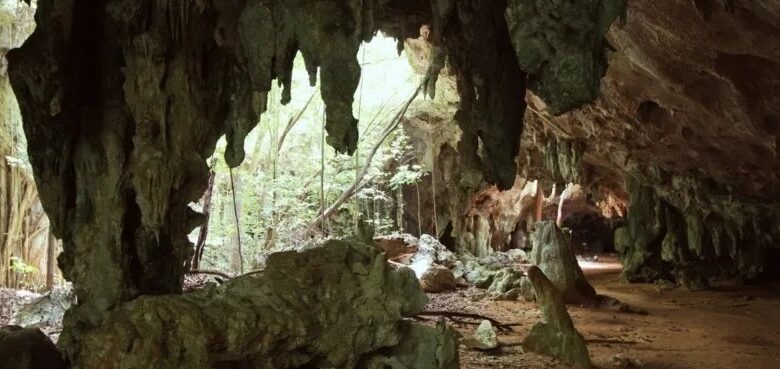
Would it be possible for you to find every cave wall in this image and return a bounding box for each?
[398,0,779,287]
[519,0,780,286]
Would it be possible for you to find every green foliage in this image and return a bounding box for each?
[388,132,423,190]
[10,256,38,275]
[10,256,39,290]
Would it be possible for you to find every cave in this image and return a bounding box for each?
[1,0,779,368]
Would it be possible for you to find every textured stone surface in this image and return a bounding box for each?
[462,320,498,350]
[0,325,66,369]
[518,1,780,285]
[417,264,457,293]
[522,266,591,369]
[13,285,74,328]
[361,320,460,369]
[529,221,596,304]
[505,0,626,114]
[461,256,525,300]
[70,240,453,369]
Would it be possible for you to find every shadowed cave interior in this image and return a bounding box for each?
[1,0,779,368]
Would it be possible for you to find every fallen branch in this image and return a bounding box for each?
[277,92,316,152]
[238,269,265,278]
[417,310,514,332]
[307,80,424,230]
[188,269,232,279]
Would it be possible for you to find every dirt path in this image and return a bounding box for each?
[428,259,780,369]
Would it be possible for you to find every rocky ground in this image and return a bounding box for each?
[2,254,779,368]
[0,288,39,326]
[0,287,70,342]
[428,255,780,369]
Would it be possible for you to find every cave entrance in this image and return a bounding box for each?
[0,1,62,294]
[187,33,437,274]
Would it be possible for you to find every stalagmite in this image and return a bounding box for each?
[529,221,596,304]
[522,266,591,369]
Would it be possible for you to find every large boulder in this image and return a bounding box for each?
[66,240,457,369]
[0,326,66,369]
[522,266,591,369]
[397,235,458,292]
[529,221,597,304]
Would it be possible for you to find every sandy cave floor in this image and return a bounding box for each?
[430,257,780,369]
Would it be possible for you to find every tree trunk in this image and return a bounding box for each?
[192,170,216,271]
[46,230,57,290]
[396,187,404,232]
[416,183,422,237]
[229,170,244,274]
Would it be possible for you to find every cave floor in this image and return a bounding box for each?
[429,258,780,369]
[3,257,780,368]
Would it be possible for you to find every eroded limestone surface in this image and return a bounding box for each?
[522,266,591,369]
[71,240,456,369]
[529,221,596,304]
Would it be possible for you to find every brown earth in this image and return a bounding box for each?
[428,257,780,369]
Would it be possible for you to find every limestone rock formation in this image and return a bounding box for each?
[361,320,460,369]
[518,1,780,286]
[70,240,455,369]
[462,320,499,350]
[461,256,525,300]
[505,0,626,114]
[457,177,539,256]
[529,221,596,304]
[0,325,66,369]
[522,266,591,369]
[374,233,458,292]
[413,235,458,268]
[12,284,74,328]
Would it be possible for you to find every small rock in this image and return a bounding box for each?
[418,264,457,292]
[653,279,676,292]
[611,353,641,369]
[463,320,498,350]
